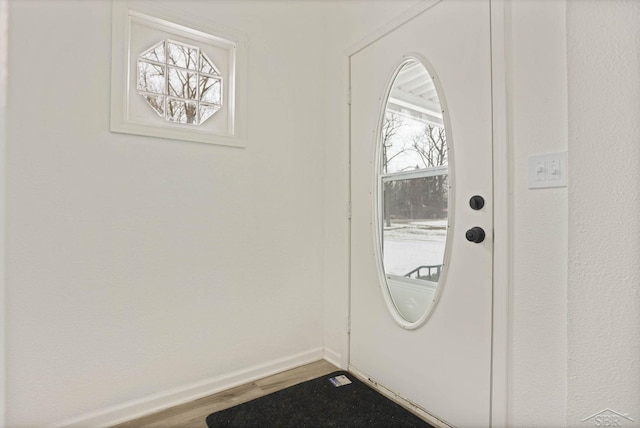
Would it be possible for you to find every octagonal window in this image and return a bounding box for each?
[137,40,222,125]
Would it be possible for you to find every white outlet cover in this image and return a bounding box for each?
[528,151,568,189]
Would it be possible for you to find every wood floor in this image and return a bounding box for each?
[111,360,339,428]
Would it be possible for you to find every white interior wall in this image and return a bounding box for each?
[5,1,327,425]
[566,1,640,425]
[506,1,568,426]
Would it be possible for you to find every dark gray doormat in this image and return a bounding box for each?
[205,371,435,427]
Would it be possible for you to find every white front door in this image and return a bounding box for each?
[349,1,493,426]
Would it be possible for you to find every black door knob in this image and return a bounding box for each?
[469,195,485,210]
[465,227,485,243]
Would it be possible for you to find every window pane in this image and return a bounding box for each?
[382,175,448,278]
[378,59,450,325]
[382,112,448,174]
[199,103,221,124]
[137,61,165,94]
[200,53,219,75]
[167,98,197,124]
[139,41,165,63]
[137,39,225,127]
[168,67,198,99]
[381,59,447,174]
[166,41,198,69]
[142,94,164,117]
[199,76,221,104]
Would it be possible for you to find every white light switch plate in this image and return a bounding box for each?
[528,151,568,189]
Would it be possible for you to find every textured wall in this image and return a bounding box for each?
[567,1,640,426]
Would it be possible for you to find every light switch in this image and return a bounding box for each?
[528,152,567,189]
[535,161,546,181]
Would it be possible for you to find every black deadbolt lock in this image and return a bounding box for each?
[465,227,486,243]
[469,195,485,210]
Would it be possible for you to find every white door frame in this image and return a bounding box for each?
[345,1,510,426]
[0,0,8,425]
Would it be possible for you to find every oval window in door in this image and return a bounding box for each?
[376,57,452,328]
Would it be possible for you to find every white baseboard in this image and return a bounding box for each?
[53,348,325,428]
[322,347,343,369]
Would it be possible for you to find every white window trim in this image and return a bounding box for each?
[110,1,248,147]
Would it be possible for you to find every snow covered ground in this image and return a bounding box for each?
[383,220,447,277]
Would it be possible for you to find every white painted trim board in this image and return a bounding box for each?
[322,347,343,369]
[489,0,510,426]
[0,0,8,425]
